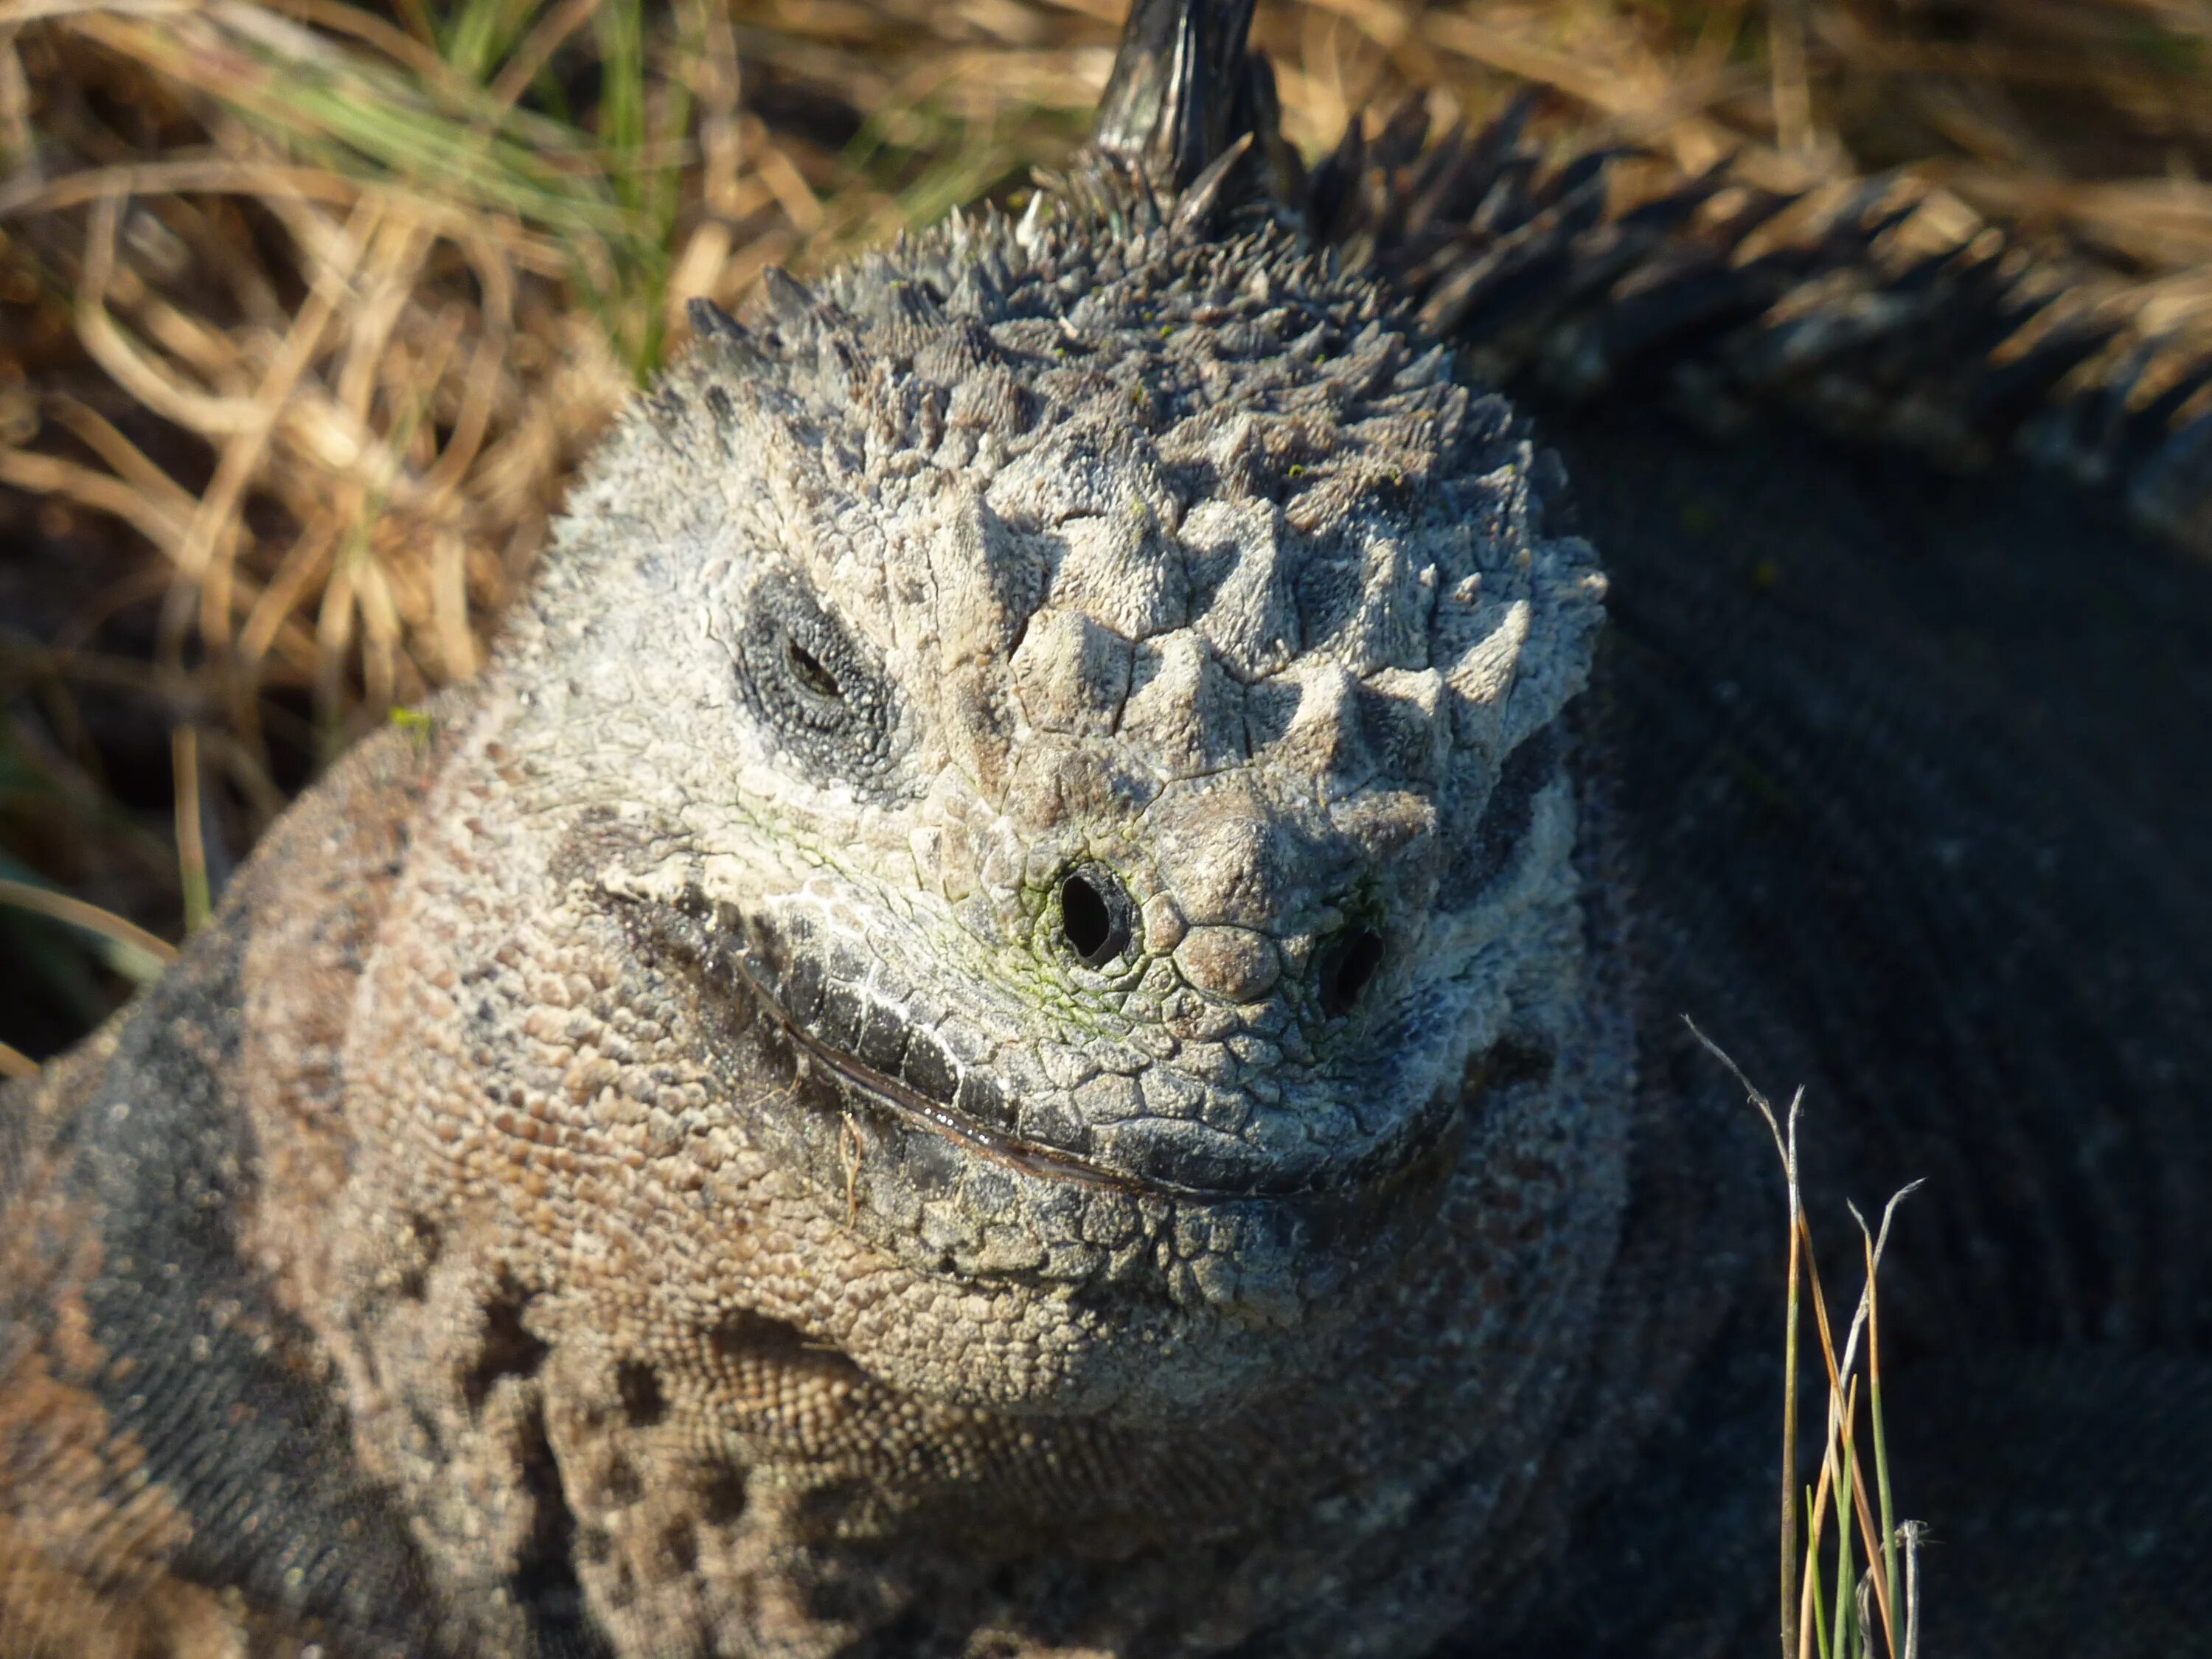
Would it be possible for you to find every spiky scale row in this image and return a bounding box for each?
[1310,97,2212,554]
[644,189,1599,832]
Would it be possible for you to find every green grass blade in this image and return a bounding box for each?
[594,0,646,213]
[442,0,531,81]
[1806,1486,1832,1659]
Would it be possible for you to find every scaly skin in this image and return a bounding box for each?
[5,1,2211,1654]
[277,201,1644,1655]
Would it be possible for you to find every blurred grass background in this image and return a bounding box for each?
[0,0,2208,1066]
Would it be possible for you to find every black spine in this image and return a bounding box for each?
[1092,0,1262,191]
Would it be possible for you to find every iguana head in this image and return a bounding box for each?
[441,0,1611,1421]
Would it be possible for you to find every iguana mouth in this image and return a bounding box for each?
[734,956,1188,1197]
[624,890,1489,1204]
[754,975,1489,1204]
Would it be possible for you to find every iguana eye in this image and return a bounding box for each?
[785,639,842,701]
[735,574,901,785]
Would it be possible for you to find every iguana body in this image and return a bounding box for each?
[4,3,2211,1654]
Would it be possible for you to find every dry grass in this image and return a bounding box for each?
[1693,1020,1926,1659]
[1,0,2208,1051]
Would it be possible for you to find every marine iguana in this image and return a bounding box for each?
[4,1,2211,1654]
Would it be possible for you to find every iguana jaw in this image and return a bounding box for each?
[728,904,1488,1205]
[622,883,1484,1206]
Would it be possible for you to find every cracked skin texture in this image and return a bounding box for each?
[5,2,2212,1653]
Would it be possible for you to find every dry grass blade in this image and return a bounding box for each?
[0,876,178,968]
[1770,0,1812,153]
[1801,1436,1834,1659]
[1687,1015,1806,1659]
[1854,1189,1920,1657]
[1897,1520,1925,1659]
[169,721,207,930]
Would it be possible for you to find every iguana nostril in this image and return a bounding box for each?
[1318,926,1385,1018]
[1059,868,1133,967]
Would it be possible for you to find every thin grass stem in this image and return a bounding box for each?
[1804,1481,1831,1659]
[0,878,178,967]
[1780,1149,1804,1659]
[1686,1019,1809,1659]
[1846,1435,1889,1653]
[1899,1521,1924,1659]
[171,723,210,933]
[1856,1193,1917,1655]
[1832,1376,1858,1659]
[1870,1379,1896,1655]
